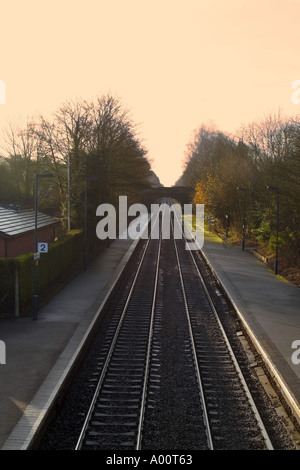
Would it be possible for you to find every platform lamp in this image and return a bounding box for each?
[237,187,246,251]
[84,176,99,271]
[267,186,279,275]
[225,214,229,239]
[33,173,54,320]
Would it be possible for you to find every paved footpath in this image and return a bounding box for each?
[1,228,300,450]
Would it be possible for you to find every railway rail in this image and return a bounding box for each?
[39,199,297,450]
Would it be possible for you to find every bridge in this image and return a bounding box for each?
[141,186,193,206]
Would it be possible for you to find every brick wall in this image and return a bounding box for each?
[0,239,6,258]
[0,226,57,258]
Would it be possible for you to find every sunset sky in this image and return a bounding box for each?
[0,0,299,186]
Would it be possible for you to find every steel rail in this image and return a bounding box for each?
[75,211,162,450]
[175,205,274,450]
[171,219,214,450]
[188,246,274,450]
[74,240,150,449]
[135,220,162,449]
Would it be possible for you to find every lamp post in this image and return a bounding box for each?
[67,154,71,232]
[33,173,54,320]
[237,187,246,251]
[225,214,229,239]
[267,186,279,275]
[84,176,98,271]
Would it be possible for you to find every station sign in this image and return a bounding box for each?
[38,242,48,253]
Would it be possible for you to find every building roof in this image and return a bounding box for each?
[0,207,59,238]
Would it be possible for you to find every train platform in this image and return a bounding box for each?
[0,233,142,450]
[201,231,300,421]
[1,225,300,450]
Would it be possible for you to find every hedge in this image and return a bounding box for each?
[0,229,85,317]
[0,258,16,315]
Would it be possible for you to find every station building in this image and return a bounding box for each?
[0,205,60,258]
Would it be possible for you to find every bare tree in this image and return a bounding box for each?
[0,119,39,205]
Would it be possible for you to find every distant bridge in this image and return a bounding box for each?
[141,186,193,206]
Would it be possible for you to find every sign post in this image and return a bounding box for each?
[33,173,54,320]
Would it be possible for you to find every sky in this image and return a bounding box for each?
[0,0,300,186]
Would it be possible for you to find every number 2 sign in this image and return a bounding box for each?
[38,242,48,253]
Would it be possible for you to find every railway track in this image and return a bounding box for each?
[40,199,296,450]
[75,211,162,450]
[70,201,275,451]
[172,215,273,450]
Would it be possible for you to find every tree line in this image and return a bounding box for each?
[0,94,160,233]
[177,112,300,275]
